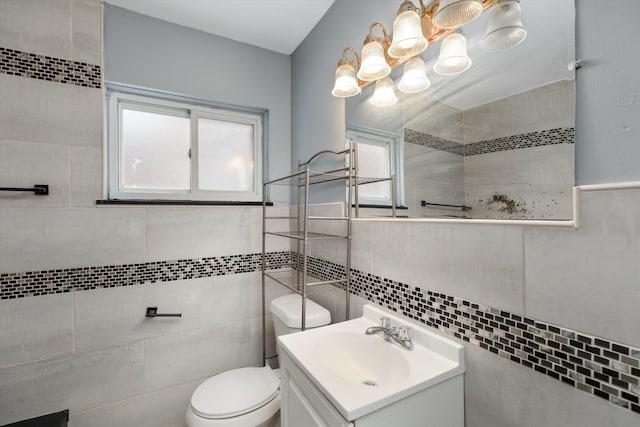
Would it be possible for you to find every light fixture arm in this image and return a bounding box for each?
[368,22,391,46]
[338,47,361,70]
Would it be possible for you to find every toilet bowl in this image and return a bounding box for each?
[186,294,331,427]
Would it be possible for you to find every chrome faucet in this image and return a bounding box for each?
[365,316,414,351]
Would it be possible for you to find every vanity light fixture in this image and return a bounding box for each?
[331,48,362,97]
[357,23,392,81]
[398,56,431,93]
[479,0,527,51]
[370,77,398,106]
[434,32,472,75]
[331,0,526,100]
[433,0,483,29]
[388,1,429,59]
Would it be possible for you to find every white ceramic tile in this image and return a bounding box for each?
[370,220,451,290]
[200,272,290,329]
[0,294,73,367]
[72,0,102,65]
[0,75,102,148]
[0,207,146,273]
[449,224,525,313]
[144,317,261,392]
[69,378,203,427]
[369,221,525,313]
[0,140,70,207]
[0,342,145,426]
[524,188,640,346]
[74,280,203,352]
[462,80,574,143]
[350,220,372,273]
[0,0,72,59]
[69,146,102,207]
[145,206,289,262]
[463,342,639,427]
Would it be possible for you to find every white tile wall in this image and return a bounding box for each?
[0,293,73,367]
[463,341,639,427]
[145,206,290,262]
[71,0,102,65]
[69,146,102,206]
[0,207,147,273]
[368,220,525,313]
[0,140,70,207]
[0,342,145,426]
[524,188,640,346]
[0,0,73,59]
[69,379,204,427]
[74,280,204,352]
[144,317,262,392]
[0,75,102,148]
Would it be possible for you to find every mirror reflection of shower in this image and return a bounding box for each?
[346,0,576,220]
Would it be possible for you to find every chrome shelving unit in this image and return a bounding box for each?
[260,141,395,364]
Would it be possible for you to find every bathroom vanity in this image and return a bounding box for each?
[278,305,465,427]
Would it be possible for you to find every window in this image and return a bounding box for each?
[106,90,263,202]
[346,128,401,206]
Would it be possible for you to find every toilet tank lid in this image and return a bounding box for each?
[270,294,331,328]
[190,366,279,419]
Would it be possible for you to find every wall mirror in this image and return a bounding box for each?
[346,0,575,220]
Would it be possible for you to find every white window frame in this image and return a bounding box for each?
[106,90,263,202]
[346,128,400,207]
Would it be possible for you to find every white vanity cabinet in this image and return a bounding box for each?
[278,305,465,427]
[281,350,353,427]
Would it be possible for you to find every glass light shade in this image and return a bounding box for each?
[479,0,527,51]
[434,33,472,75]
[433,0,483,29]
[331,63,361,97]
[370,77,398,107]
[398,56,431,93]
[388,9,428,58]
[357,39,391,81]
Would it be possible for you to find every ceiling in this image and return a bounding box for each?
[103,0,335,55]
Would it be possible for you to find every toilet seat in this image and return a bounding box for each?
[190,366,279,420]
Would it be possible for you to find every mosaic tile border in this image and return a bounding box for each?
[0,251,291,300]
[404,127,575,157]
[0,47,101,89]
[303,256,640,415]
[404,128,464,156]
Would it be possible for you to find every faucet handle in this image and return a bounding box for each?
[398,326,413,340]
[380,316,391,329]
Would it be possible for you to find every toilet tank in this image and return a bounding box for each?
[270,294,331,338]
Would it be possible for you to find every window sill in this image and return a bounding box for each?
[96,199,271,206]
[351,204,408,210]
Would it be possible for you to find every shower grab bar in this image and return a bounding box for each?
[421,200,472,211]
[0,184,49,195]
[145,307,182,318]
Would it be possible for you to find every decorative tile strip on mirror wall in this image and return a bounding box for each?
[0,251,291,299]
[302,256,640,415]
[0,47,101,88]
[403,127,575,157]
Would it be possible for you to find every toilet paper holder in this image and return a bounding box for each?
[145,306,182,318]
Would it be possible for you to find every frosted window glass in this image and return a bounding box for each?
[121,108,190,190]
[198,117,255,192]
[358,142,390,199]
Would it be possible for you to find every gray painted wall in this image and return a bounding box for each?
[104,4,292,181]
[292,0,640,188]
[575,0,640,184]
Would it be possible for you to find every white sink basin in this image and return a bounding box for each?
[278,304,465,420]
[310,331,411,388]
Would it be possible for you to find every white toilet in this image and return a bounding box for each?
[186,294,331,427]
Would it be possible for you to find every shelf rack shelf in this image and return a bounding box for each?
[260,141,396,365]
